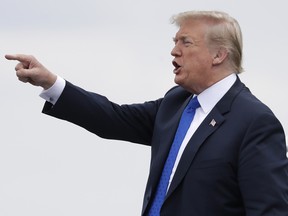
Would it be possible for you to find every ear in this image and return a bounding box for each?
[212,47,228,66]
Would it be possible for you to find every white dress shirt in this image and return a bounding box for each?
[40,73,237,191]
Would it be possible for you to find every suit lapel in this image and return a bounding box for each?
[147,96,192,195]
[142,95,193,215]
[166,108,225,199]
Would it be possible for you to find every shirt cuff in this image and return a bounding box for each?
[39,76,66,105]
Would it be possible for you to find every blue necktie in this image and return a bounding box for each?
[148,96,200,216]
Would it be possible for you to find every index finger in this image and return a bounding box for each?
[5,54,32,63]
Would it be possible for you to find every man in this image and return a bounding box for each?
[6,10,288,216]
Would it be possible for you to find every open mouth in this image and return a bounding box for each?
[172,60,181,74]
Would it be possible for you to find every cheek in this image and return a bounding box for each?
[185,59,202,76]
[189,55,212,72]
[185,59,210,82]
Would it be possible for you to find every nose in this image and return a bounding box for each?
[171,44,181,57]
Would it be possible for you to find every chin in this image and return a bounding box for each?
[174,76,185,87]
[175,80,194,93]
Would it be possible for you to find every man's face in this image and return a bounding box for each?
[171,19,215,94]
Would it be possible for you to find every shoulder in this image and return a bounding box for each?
[155,86,193,115]
[228,82,284,132]
[164,85,192,100]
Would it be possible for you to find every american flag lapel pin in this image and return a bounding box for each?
[209,119,216,127]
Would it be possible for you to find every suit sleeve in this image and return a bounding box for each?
[42,81,162,145]
[238,112,288,215]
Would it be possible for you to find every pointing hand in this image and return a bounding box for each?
[5,54,57,90]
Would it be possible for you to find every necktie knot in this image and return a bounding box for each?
[186,96,200,113]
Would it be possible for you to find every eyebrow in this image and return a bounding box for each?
[172,35,191,43]
[174,35,203,46]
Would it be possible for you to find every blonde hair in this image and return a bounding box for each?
[171,11,244,73]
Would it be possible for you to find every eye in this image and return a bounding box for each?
[172,37,178,45]
[183,39,192,45]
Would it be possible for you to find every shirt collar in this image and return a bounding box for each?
[197,73,237,113]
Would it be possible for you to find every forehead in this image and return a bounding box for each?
[174,19,208,39]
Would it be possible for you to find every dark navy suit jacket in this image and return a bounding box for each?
[43,77,288,216]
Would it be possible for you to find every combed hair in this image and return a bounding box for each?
[171,11,244,73]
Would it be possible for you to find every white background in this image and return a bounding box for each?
[1,0,287,215]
